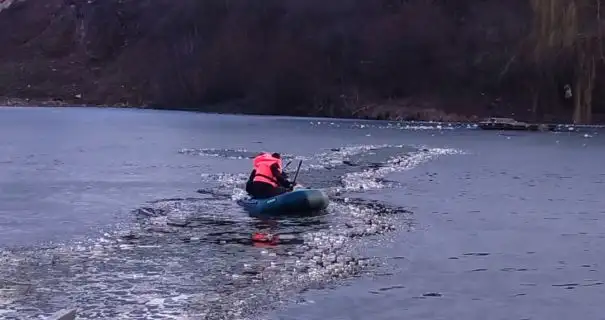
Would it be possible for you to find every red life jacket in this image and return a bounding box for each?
[252,153,282,187]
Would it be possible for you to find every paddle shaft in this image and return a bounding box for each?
[291,160,303,186]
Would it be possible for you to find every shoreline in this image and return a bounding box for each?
[1,97,603,128]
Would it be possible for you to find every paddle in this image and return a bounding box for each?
[291,160,303,188]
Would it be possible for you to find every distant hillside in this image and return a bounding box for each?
[0,0,603,123]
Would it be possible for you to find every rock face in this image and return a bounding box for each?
[0,0,162,106]
[0,0,602,122]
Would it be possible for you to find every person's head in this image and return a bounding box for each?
[271,152,281,159]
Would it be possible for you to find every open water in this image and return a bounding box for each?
[0,107,603,320]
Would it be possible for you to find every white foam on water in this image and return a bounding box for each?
[374,123,457,131]
[179,147,252,159]
[296,144,396,172]
[231,187,248,201]
[341,147,463,191]
[309,121,462,131]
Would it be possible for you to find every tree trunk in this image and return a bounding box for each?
[572,42,596,124]
[531,86,540,121]
[527,0,602,124]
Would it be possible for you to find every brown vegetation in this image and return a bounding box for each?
[0,0,604,123]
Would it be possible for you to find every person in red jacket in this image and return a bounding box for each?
[245,152,294,199]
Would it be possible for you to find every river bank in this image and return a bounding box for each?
[3,95,600,127]
[0,96,542,124]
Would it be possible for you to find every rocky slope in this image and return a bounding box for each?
[0,0,603,122]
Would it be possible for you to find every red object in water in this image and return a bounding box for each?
[251,232,279,246]
[252,232,269,242]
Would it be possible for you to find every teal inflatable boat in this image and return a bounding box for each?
[238,188,329,217]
